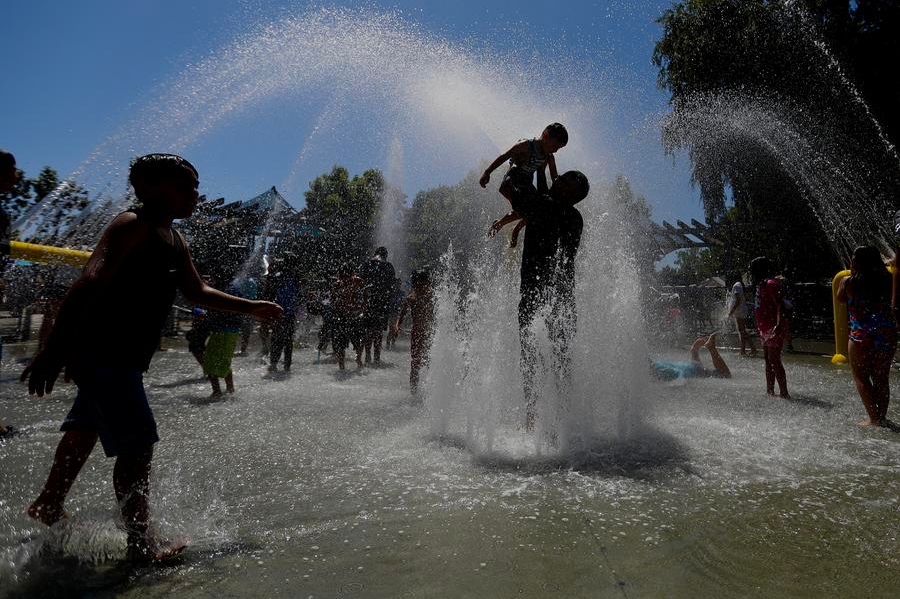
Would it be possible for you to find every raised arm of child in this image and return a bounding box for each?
[479,140,529,188]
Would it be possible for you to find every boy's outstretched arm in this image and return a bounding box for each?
[177,234,283,321]
[480,151,511,187]
[479,141,527,187]
[392,298,410,334]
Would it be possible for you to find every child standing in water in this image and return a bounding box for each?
[480,123,568,247]
[392,269,436,396]
[749,256,790,398]
[726,271,756,356]
[203,279,244,397]
[330,262,366,370]
[837,246,897,426]
[21,153,283,562]
[0,149,21,438]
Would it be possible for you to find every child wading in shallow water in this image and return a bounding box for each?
[21,154,282,562]
[837,245,897,426]
[203,280,244,397]
[392,269,435,396]
[330,262,366,370]
[749,256,790,399]
[480,123,568,247]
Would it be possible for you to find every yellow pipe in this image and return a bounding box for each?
[831,269,850,364]
[9,240,92,268]
[832,263,897,365]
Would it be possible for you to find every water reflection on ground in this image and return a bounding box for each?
[2,339,899,598]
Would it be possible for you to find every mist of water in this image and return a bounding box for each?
[14,7,602,249]
[10,7,648,454]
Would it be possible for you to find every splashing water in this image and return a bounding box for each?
[664,91,898,261]
[14,7,606,248]
[12,7,649,454]
[425,199,650,456]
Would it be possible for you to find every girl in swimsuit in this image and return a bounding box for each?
[750,256,790,398]
[837,245,897,426]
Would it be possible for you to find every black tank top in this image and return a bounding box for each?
[84,212,186,370]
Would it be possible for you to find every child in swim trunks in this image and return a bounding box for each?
[203,281,244,396]
[480,123,568,247]
[392,269,436,396]
[21,154,283,562]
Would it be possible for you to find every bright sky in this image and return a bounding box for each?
[1,0,702,226]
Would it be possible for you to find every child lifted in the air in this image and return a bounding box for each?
[479,122,568,247]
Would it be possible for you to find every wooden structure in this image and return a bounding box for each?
[647,218,723,260]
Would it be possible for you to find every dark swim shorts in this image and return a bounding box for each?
[61,367,159,457]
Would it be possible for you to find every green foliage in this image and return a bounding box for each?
[657,247,723,286]
[302,166,386,274]
[0,167,35,224]
[402,169,495,272]
[0,165,90,243]
[652,0,900,281]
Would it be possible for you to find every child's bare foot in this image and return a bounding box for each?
[126,536,187,563]
[690,337,705,352]
[703,333,718,349]
[27,501,69,526]
[857,417,879,427]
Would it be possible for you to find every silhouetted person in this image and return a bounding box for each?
[392,269,435,395]
[359,246,396,364]
[21,154,282,562]
[510,170,590,431]
[0,149,21,437]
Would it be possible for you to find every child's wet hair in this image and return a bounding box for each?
[544,123,568,146]
[129,153,198,199]
[749,256,774,283]
[851,245,885,274]
[411,269,431,286]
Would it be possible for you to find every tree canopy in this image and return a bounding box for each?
[653,0,900,280]
[302,165,385,274]
[0,166,90,244]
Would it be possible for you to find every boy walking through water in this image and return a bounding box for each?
[21,153,283,561]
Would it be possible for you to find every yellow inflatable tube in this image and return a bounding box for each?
[831,269,850,364]
[9,240,92,268]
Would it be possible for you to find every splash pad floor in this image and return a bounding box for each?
[2,337,899,598]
